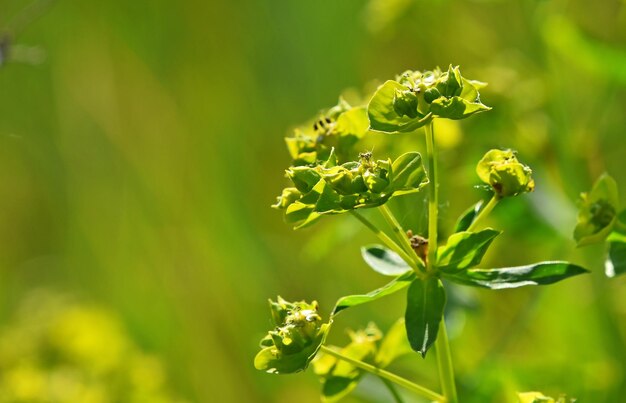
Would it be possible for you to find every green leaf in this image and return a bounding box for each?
[436,229,501,273]
[333,271,416,315]
[607,241,626,278]
[454,201,483,232]
[574,173,619,247]
[361,245,411,276]
[444,261,588,290]
[375,319,412,367]
[389,151,428,193]
[404,277,446,357]
[368,81,431,133]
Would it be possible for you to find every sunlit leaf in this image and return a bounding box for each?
[405,277,446,357]
[333,271,416,315]
[436,229,501,273]
[444,262,588,290]
[361,245,411,276]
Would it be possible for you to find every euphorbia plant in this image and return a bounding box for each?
[256,66,588,402]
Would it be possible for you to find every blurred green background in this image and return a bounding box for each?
[1,0,626,401]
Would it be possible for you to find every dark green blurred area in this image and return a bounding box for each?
[1,0,626,401]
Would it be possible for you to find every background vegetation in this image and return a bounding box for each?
[1,0,625,401]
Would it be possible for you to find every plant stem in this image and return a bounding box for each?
[435,319,458,403]
[466,195,500,232]
[614,219,626,232]
[351,211,422,275]
[379,205,426,272]
[425,120,458,403]
[425,121,438,273]
[380,378,405,403]
[319,346,444,402]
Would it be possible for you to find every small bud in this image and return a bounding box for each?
[393,89,419,119]
[423,87,441,104]
[476,149,534,197]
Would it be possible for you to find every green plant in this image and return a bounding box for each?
[574,173,626,278]
[256,66,588,402]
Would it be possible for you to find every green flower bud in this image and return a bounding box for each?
[392,89,419,119]
[255,297,329,374]
[477,149,534,197]
[435,65,463,97]
[423,87,441,104]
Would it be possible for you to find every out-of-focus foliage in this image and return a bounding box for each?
[574,174,619,246]
[1,0,626,401]
[0,291,184,403]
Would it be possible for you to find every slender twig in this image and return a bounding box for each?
[351,211,423,276]
[379,205,426,272]
[380,377,405,403]
[466,195,500,233]
[319,346,444,402]
[435,319,458,403]
[425,121,439,274]
[425,120,458,403]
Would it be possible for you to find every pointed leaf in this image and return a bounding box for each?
[333,271,416,315]
[361,245,411,276]
[405,277,446,357]
[444,261,588,289]
[436,229,501,273]
[454,201,483,232]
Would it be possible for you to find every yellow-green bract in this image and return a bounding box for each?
[273,150,428,229]
[254,297,329,374]
[368,65,490,133]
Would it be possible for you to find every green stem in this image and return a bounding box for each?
[379,205,426,272]
[614,219,626,232]
[351,211,422,275]
[425,120,458,403]
[425,121,438,273]
[319,346,444,402]
[380,378,405,403]
[466,195,500,233]
[435,318,458,403]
